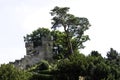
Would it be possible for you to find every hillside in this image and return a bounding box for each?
[0,6,120,80]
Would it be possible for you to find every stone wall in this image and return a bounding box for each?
[10,36,53,69]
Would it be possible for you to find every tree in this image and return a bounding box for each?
[90,51,102,57]
[50,6,91,55]
[0,64,31,80]
[107,48,119,61]
[24,28,51,47]
[56,53,87,80]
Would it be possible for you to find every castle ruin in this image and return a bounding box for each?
[10,35,53,69]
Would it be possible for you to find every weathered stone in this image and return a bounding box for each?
[10,36,53,69]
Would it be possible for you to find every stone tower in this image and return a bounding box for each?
[10,35,53,69]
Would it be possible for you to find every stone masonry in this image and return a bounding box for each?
[9,36,53,69]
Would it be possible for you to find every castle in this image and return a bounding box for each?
[10,35,53,69]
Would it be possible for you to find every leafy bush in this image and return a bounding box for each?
[0,64,31,80]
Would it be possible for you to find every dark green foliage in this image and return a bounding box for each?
[85,49,120,80]
[4,32,120,80]
[55,53,87,80]
[107,48,119,60]
[50,49,120,80]
[90,50,102,57]
[30,74,53,80]
[24,28,51,47]
[0,64,31,80]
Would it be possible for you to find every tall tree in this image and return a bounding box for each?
[50,6,91,55]
[107,48,119,60]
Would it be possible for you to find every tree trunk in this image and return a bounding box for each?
[64,25,74,56]
[66,31,73,55]
[68,39,73,54]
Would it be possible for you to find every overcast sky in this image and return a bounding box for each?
[0,0,120,64]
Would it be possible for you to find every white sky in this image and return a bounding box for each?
[0,0,120,64]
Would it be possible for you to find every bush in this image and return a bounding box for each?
[0,64,31,80]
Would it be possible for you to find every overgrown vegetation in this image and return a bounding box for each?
[0,64,32,80]
[0,6,120,80]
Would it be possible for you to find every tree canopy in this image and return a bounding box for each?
[50,6,91,55]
